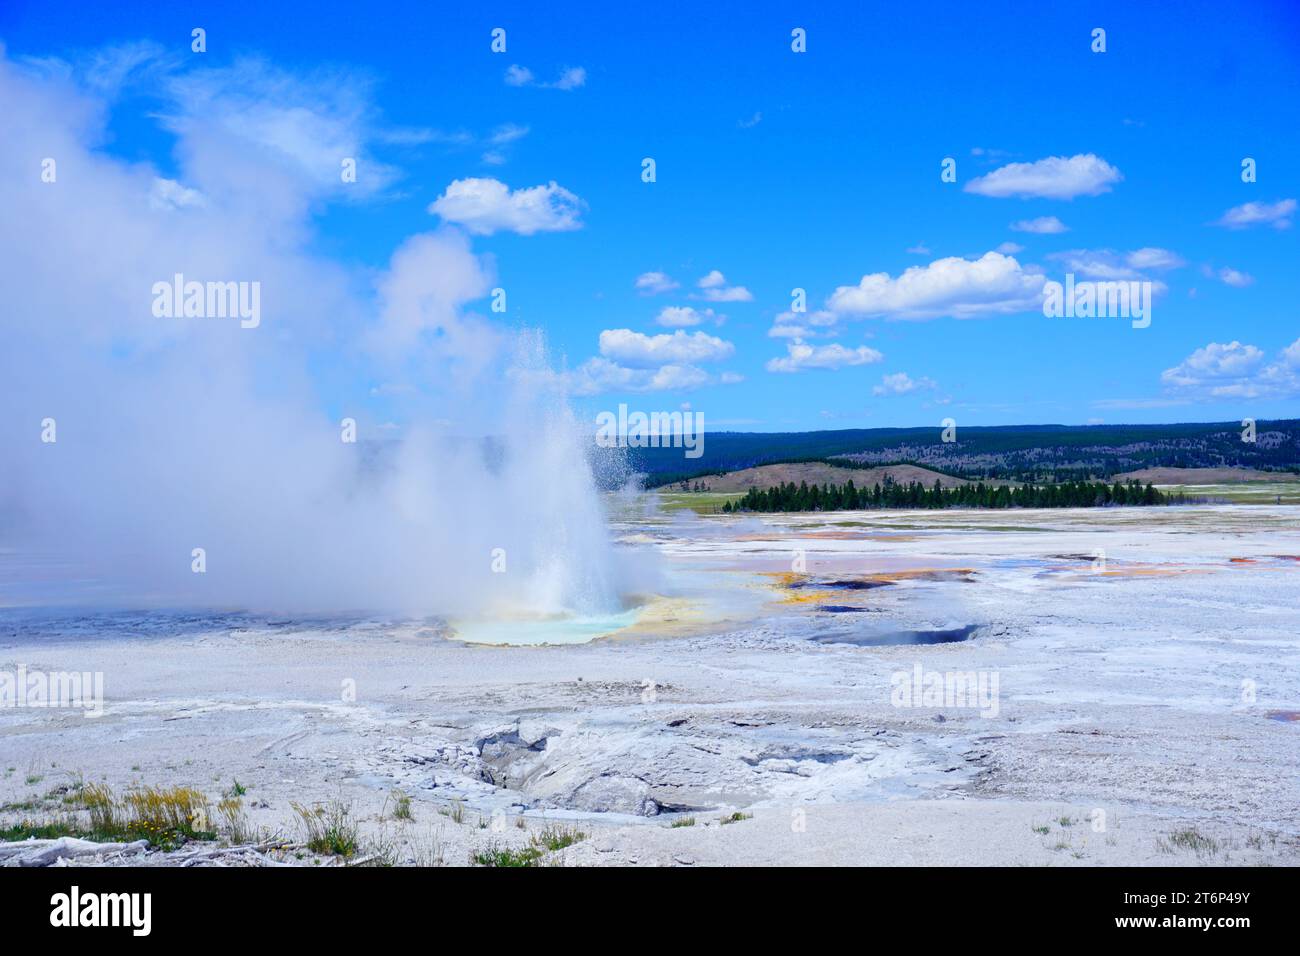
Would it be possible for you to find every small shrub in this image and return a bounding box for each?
[292,800,359,858]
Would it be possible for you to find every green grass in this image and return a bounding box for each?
[292,800,359,858]
[670,817,696,828]
[473,844,544,867]
[720,811,752,825]
[1157,481,1300,504]
[472,825,587,867]
[535,825,585,852]
[1161,828,1220,856]
[391,792,413,821]
[653,492,744,514]
[2,783,218,850]
[0,820,81,841]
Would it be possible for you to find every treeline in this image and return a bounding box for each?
[722,477,1175,513]
[621,420,1300,488]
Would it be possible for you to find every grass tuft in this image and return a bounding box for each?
[292,799,359,858]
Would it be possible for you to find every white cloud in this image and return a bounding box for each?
[570,358,711,394]
[965,154,1122,200]
[1160,339,1300,398]
[1162,341,1265,385]
[504,65,534,86]
[995,241,1024,254]
[388,122,528,166]
[428,178,584,235]
[826,251,1047,320]
[655,305,719,327]
[1217,267,1254,287]
[569,356,742,394]
[872,372,936,396]
[1047,247,1182,283]
[766,341,883,373]
[550,66,587,90]
[906,242,931,255]
[1214,198,1295,230]
[768,309,837,338]
[160,57,403,207]
[634,271,679,295]
[505,64,586,90]
[1126,247,1185,270]
[1010,215,1069,234]
[694,270,753,302]
[598,328,734,367]
[487,123,529,146]
[738,111,762,129]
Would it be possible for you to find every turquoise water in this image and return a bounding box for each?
[447,607,644,646]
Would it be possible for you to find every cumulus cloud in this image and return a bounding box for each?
[872,372,937,396]
[598,328,734,367]
[428,177,584,235]
[655,305,720,327]
[1214,198,1295,230]
[1160,338,1300,398]
[766,341,883,373]
[826,252,1047,320]
[1010,216,1069,234]
[569,358,719,394]
[634,271,679,295]
[965,154,1122,200]
[694,270,753,302]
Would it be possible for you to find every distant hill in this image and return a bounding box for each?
[1114,466,1285,484]
[623,420,1300,488]
[664,462,970,493]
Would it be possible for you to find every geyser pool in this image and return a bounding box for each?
[447,606,644,646]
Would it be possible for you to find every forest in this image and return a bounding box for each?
[722,477,1172,513]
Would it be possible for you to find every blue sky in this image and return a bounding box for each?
[3,0,1299,431]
